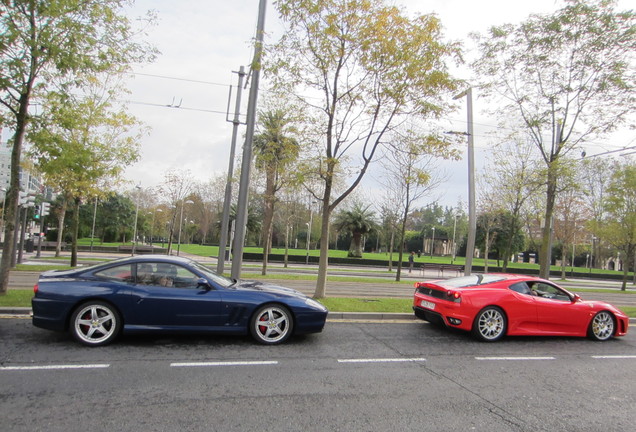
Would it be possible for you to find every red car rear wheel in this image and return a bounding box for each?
[472,306,507,342]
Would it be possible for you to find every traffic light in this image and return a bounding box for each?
[34,205,40,220]
[41,202,50,217]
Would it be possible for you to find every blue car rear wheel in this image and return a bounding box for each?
[70,301,122,347]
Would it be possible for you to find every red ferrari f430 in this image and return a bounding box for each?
[413,274,629,342]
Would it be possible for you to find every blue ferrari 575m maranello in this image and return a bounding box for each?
[32,255,328,346]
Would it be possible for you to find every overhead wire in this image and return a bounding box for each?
[128,71,634,153]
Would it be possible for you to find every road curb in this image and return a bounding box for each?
[327,312,415,321]
[0,307,31,316]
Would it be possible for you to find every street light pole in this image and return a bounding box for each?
[453,87,476,276]
[150,208,162,248]
[0,188,6,243]
[90,197,98,252]
[431,227,435,258]
[218,66,247,274]
[306,207,313,265]
[131,186,141,256]
[177,200,194,256]
[452,214,458,264]
[231,0,267,280]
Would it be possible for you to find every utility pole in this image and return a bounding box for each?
[454,87,476,276]
[217,66,246,274]
[231,0,267,280]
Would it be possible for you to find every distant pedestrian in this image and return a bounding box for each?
[409,251,415,273]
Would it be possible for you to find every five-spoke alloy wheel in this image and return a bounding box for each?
[250,304,294,345]
[70,301,122,347]
[472,306,507,342]
[588,311,615,341]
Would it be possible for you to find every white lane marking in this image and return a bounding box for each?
[475,356,556,361]
[170,361,278,367]
[337,358,427,363]
[591,355,636,359]
[0,364,110,371]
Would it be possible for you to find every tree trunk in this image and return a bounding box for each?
[0,90,34,294]
[501,217,518,272]
[166,209,176,255]
[388,230,394,272]
[55,199,68,257]
[284,222,290,268]
[539,164,558,279]
[561,247,567,280]
[314,178,333,299]
[395,213,409,282]
[261,172,276,275]
[70,197,81,267]
[484,229,490,273]
[348,233,363,257]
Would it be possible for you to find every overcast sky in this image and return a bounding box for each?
[113,0,633,208]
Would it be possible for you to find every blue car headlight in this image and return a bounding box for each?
[305,298,327,311]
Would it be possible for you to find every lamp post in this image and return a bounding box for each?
[453,87,476,276]
[452,214,458,264]
[150,208,162,247]
[305,201,316,265]
[177,200,194,256]
[0,187,6,243]
[131,185,141,256]
[430,227,435,258]
[90,197,98,252]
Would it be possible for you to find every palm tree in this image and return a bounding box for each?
[253,109,300,274]
[333,203,377,258]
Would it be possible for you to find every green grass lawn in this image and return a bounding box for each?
[72,238,633,279]
[2,290,634,318]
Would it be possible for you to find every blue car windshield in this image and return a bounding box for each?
[191,262,236,288]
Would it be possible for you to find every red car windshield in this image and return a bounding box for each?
[440,275,507,288]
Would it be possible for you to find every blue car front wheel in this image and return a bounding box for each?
[250,304,294,345]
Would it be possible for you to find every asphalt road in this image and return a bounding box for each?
[2,317,635,432]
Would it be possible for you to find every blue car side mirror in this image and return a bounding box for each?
[197,278,212,290]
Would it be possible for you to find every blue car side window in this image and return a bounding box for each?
[95,264,134,284]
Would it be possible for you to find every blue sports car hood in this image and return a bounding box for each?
[233,280,307,298]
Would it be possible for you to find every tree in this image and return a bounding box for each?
[480,138,541,271]
[98,193,136,243]
[159,170,195,255]
[28,86,142,266]
[271,0,460,298]
[380,129,452,281]
[553,187,588,278]
[476,210,525,268]
[0,0,155,293]
[333,202,377,258]
[472,0,636,279]
[599,161,636,290]
[476,211,499,273]
[193,175,226,245]
[253,108,300,275]
[579,157,614,268]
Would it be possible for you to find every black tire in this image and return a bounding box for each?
[250,304,294,345]
[70,301,122,347]
[472,306,507,342]
[587,311,615,341]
